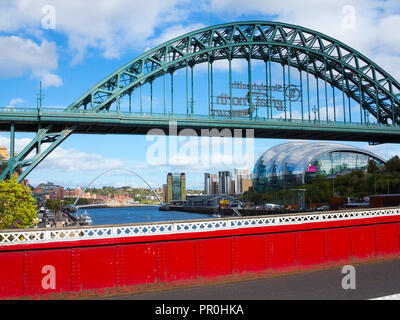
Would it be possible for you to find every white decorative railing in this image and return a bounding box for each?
[1,207,400,246]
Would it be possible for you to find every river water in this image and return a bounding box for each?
[81,206,213,226]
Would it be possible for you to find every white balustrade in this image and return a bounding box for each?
[0,207,399,246]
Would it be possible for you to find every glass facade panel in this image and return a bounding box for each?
[172,174,181,201]
[252,142,385,193]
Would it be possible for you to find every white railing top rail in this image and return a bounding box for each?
[1,207,399,246]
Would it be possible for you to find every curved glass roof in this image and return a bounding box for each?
[253,142,386,180]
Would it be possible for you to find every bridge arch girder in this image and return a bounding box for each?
[66,21,400,125]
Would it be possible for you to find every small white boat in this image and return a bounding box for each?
[78,211,93,226]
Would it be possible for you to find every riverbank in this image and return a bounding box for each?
[83,206,213,225]
[76,203,161,209]
[160,205,297,216]
[160,205,219,215]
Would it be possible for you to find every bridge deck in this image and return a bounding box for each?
[1,108,400,142]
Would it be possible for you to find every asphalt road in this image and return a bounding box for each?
[105,258,400,300]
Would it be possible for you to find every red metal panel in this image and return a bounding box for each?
[161,240,196,282]
[2,215,400,299]
[120,243,158,286]
[0,251,24,298]
[234,234,266,274]
[375,223,400,257]
[266,233,297,270]
[70,248,81,292]
[197,238,232,278]
[79,246,115,290]
[156,243,166,282]
[351,225,376,260]
[325,228,352,263]
[31,249,72,295]
[296,230,325,266]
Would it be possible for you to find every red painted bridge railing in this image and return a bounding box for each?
[1,208,400,299]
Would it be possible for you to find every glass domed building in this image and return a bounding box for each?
[252,142,386,193]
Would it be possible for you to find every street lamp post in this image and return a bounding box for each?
[312,105,318,123]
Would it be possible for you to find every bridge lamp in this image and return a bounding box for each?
[312,106,318,122]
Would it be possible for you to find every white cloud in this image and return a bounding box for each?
[362,143,400,162]
[2,0,398,85]
[0,0,189,64]
[148,23,206,48]
[0,136,32,154]
[0,135,124,173]
[40,72,63,88]
[41,147,124,172]
[1,1,399,81]
[9,98,24,106]
[0,36,61,87]
[196,58,248,73]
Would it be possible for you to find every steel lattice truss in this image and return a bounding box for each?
[69,21,400,124]
[3,20,400,182]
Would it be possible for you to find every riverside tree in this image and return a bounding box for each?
[0,175,37,229]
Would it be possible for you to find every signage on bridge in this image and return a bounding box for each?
[212,81,301,117]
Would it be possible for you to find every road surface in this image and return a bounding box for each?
[104,258,400,300]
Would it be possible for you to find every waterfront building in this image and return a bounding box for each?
[230,179,235,195]
[166,173,173,202]
[211,174,219,194]
[218,171,232,195]
[166,173,186,202]
[0,147,9,160]
[206,170,253,195]
[64,188,81,198]
[186,194,238,207]
[234,169,252,194]
[241,178,253,193]
[206,171,247,195]
[180,173,186,201]
[0,146,23,181]
[162,184,168,203]
[0,147,8,182]
[33,182,64,204]
[204,173,212,195]
[252,142,386,193]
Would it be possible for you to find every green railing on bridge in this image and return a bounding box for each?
[0,107,395,129]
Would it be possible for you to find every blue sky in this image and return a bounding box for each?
[1,0,400,190]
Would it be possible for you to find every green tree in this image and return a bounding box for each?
[385,156,400,173]
[45,199,61,211]
[0,175,37,229]
[367,159,380,174]
[306,175,332,204]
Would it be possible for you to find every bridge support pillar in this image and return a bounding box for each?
[0,125,76,183]
[10,123,14,160]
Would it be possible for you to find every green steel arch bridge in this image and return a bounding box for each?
[2,20,400,182]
